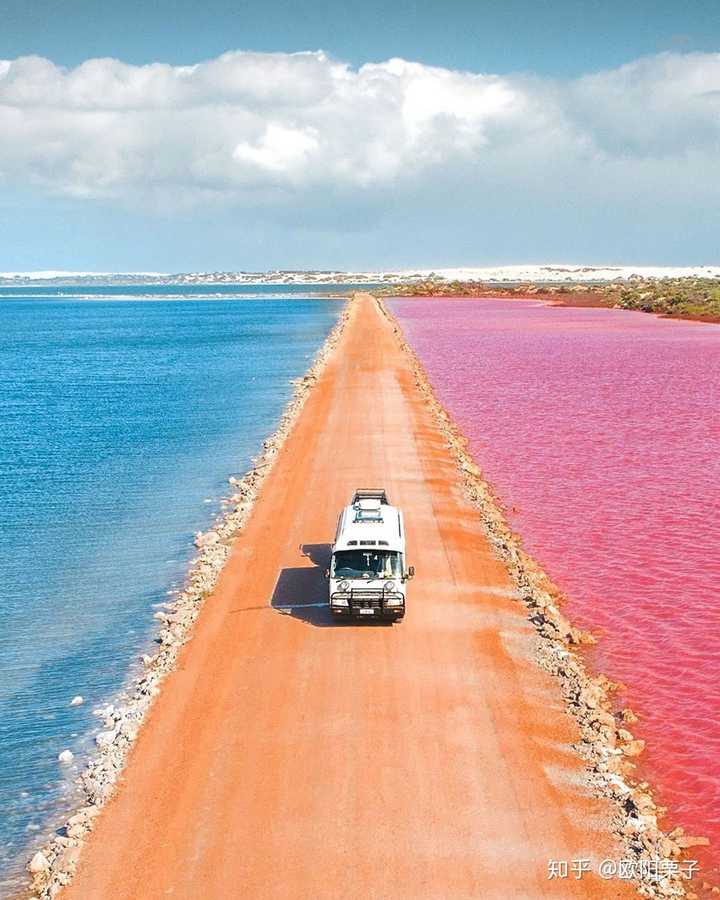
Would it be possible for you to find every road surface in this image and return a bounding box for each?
[63,294,635,899]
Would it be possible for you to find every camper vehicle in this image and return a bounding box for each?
[327,489,414,621]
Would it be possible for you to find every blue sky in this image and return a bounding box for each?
[3,0,719,76]
[0,1,719,271]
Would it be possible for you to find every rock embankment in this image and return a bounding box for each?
[26,300,352,900]
[378,296,696,900]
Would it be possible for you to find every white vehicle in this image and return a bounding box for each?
[327,489,414,621]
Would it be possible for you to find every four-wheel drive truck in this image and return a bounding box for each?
[327,488,414,621]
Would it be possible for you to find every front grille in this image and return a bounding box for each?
[332,589,404,612]
[350,590,383,609]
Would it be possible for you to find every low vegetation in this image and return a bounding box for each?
[614,278,720,320]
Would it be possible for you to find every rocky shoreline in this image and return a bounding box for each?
[377,296,709,900]
[24,301,352,899]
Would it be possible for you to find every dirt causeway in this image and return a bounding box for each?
[60,294,637,899]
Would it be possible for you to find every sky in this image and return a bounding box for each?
[0,0,719,271]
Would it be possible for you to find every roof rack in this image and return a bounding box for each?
[352,488,390,506]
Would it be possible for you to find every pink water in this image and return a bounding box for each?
[392,298,720,877]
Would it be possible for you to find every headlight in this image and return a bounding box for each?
[385,595,403,607]
[333,595,349,606]
[339,580,349,591]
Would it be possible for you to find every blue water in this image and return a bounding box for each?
[0,283,377,300]
[0,288,342,888]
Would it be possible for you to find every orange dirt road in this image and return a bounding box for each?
[63,295,636,900]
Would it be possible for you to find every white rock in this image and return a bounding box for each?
[194,530,219,548]
[58,749,74,764]
[70,695,84,706]
[95,729,117,748]
[28,851,50,873]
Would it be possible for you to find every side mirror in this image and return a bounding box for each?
[406,566,415,580]
[324,568,330,579]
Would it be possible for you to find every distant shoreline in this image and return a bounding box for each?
[379,280,720,325]
[2,263,720,289]
[4,268,719,323]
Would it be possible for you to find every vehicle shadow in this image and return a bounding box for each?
[270,543,392,627]
[300,543,332,567]
[270,543,335,627]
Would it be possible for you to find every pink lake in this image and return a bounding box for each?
[391,297,720,879]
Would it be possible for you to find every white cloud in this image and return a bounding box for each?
[233,123,320,180]
[0,49,718,215]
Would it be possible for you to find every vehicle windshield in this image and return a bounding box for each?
[332,550,401,579]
